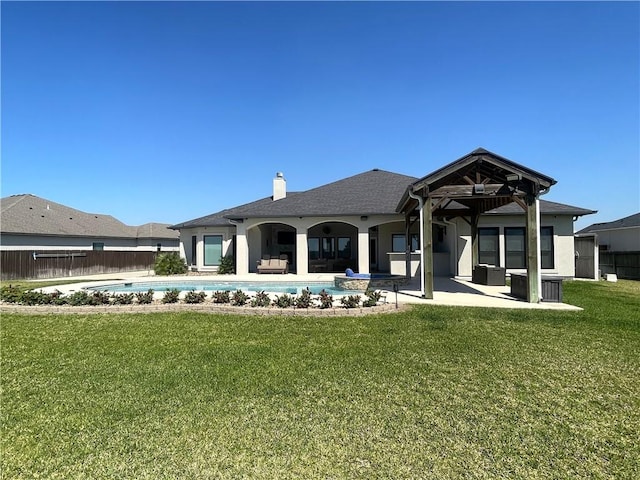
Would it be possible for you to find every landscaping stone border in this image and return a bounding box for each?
[1,302,408,317]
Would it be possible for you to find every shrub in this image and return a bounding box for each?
[217,256,235,274]
[231,290,249,306]
[294,288,313,308]
[212,290,231,304]
[111,293,134,305]
[340,295,361,309]
[20,290,53,305]
[136,289,154,305]
[251,291,271,307]
[363,289,382,307]
[317,289,333,309]
[184,291,206,304]
[154,252,188,276]
[90,290,111,306]
[50,290,68,305]
[0,285,22,303]
[67,291,92,306]
[273,293,294,309]
[162,289,181,304]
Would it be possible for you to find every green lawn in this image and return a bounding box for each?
[2,280,639,479]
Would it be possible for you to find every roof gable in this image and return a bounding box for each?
[397,148,558,216]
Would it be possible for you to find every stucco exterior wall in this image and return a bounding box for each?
[177,213,580,278]
[455,214,576,278]
[177,226,235,271]
[595,227,640,252]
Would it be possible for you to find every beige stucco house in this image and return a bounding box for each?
[171,149,595,284]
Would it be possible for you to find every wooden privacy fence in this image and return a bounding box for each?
[599,251,640,280]
[1,250,157,281]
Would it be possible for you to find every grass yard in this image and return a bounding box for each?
[2,280,639,479]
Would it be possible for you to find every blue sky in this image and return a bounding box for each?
[2,1,638,231]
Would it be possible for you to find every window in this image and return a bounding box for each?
[541,226,554,269]
[204,235,223,266]
[92,242,104,251]
[322,237,335,259]
[504,226,554,269]
[191,236,197,265]
[505,227,526,268]
[337,237,351,259]
[308,237,320,260]
[392,234,419,253]
[478,228,499,266]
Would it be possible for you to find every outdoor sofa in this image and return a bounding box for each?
[257,255,289,274]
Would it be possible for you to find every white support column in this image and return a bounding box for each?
[358,227,370,274]
[197,235,204,270]
[235,223,249,275]
[296,228,308,275]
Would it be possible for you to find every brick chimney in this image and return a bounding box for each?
[273,172,286,201]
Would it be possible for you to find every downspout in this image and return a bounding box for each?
[407,189,425,296]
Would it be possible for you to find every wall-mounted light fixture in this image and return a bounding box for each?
[360,215,368,221]
[505,173,522,182]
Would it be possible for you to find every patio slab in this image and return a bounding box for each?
[32,272,582,310]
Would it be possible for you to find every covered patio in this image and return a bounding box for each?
[397,148,557,303]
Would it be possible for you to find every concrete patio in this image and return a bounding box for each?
[34,271,582,311]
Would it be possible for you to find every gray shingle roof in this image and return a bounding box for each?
[484,199,596,217]
[169,196,279,229]
[577,212,640,234]
[172,168,596,228]
[227,169,418,219]
[1,194,178,240]
[171,169,418,228]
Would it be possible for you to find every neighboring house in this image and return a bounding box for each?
[577,212,640,252]
[171,149,595,282]
[576,212,640,280]
[0,194,179,252]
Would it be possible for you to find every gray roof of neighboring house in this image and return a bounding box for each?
[577,212,640,234]
[171,169,419,229]
[0,194,178,240]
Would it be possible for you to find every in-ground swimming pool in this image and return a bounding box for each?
[87,281,358,295]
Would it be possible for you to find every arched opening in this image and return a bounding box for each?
[307,221,358,273]
[250,222,296,271]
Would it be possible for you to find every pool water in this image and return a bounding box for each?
[87,281,357,295]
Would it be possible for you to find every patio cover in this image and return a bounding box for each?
[397,148,557,302]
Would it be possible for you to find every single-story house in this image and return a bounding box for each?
[0,194,179,252]
[577,212,640,252]
[576,212,640,280]
[171,148,596,300]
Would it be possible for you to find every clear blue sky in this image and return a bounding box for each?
[2,1,638,231]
